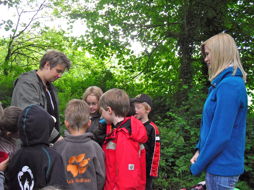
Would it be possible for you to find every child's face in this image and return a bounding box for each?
[86,95,99,114]
[100,107,113,123]
[134,102,149,120]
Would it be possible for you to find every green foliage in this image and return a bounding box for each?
[241,109,254,188]
[154,113,204,189]
[236,181,253,190]
[0,0,20,7]
[0,76,14,107]
[152,85,205,189]
[0,0,253,189]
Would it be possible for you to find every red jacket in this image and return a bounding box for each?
[103,116,148,190]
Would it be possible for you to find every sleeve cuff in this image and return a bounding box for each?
[49,128,60,143]
[190,163,202,176]
[0,171,4,177]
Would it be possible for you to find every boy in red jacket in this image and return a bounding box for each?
[99,88,148,190]
[133,94,161,190]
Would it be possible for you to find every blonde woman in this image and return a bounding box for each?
[190,33,247,190]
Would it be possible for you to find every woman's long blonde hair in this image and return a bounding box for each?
[201,33,247,81]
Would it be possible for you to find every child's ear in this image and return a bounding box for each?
[64,120,70,129]
[146,106,151,113]
[44,61,50,70]
[87,119,92,128]
[107,106,113,114]
[99,107,102,114]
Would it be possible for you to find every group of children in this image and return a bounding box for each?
[0,86,161,190]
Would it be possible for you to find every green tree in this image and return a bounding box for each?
[0,0,253,188]
[0,0,50,75]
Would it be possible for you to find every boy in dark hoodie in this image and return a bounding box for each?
[99,88,148,190]
[53,99,105,190]
[6,104,67,189]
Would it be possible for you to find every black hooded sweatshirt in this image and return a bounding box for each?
[6,104,67,190]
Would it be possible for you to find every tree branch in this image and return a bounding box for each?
[132,41,162,79]
[13,0,47,38]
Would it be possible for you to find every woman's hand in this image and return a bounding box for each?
[190,150,199,164]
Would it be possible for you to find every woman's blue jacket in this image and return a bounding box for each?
[191,67,248,176]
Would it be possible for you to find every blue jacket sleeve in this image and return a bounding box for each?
[190,81,242,176]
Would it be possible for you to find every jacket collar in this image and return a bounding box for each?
[210,66,243,88]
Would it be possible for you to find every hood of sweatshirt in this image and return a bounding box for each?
[119,116,148,144]
[18,104,54,146]
[63,132,94,143]
[130,116,148,143]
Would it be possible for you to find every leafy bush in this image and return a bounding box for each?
[153,112,204,190]
[0,76,15,107]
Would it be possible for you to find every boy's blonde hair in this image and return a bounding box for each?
[140,102,151,111]
[201,33,246,81]
[65,99,90,129]
[99,88,130,117]
[82,86,103,102]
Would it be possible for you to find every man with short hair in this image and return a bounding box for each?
[11,50,71,143]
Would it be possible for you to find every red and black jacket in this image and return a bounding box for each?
[143,121,160,177]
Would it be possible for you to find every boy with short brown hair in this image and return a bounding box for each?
[53,99,105,190]
[133,94,161,190]
[99,88,148,190]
